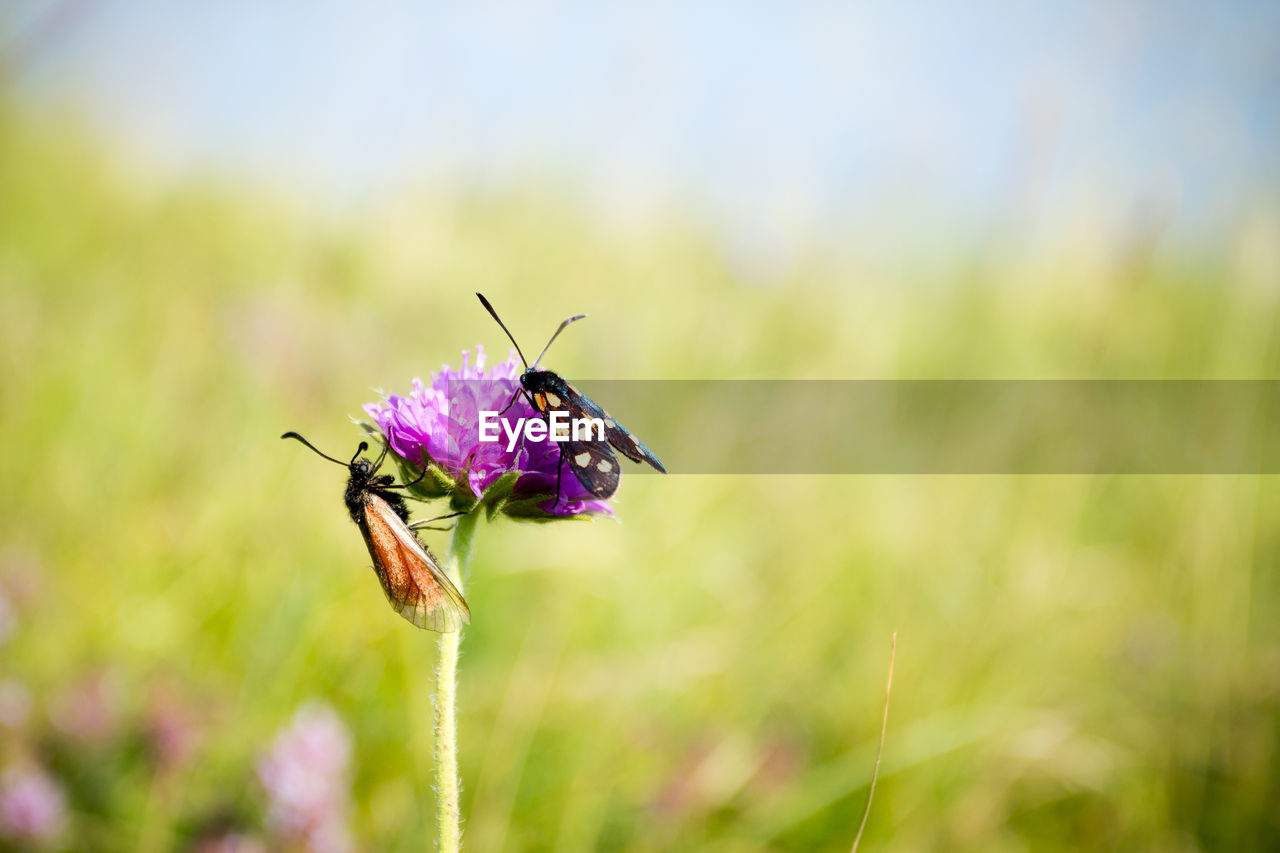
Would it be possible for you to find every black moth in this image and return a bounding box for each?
[477,293,666,508]
[281,431,470,632]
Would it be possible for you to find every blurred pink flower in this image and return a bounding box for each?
[0,590,14,647]
[257,703,353,853]
[192,832,268,853]
[0,547,43,608]
[49,670,120,743]
[0,763,65,843]
[144,687,198,772]
[0,681,32,730]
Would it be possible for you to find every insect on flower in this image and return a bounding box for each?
[281,432,470,632]
[476,293,666,509]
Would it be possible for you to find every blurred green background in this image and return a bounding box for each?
[3,2,1280,851]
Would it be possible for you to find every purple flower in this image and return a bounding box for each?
[257,703,353,853]
[363,345,614,517]
[0,764,65,843]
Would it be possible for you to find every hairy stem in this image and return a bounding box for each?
[435,509,479,853]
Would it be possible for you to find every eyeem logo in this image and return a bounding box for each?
[478,411,605,452]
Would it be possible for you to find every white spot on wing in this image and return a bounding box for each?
[597,459,613,472]
[546,392,561,407]
[574,451,591,466]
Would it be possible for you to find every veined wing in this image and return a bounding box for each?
[361,495,470,632]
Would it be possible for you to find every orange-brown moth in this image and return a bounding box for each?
[282,432,470,632]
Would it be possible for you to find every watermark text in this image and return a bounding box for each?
[478,411,605,452]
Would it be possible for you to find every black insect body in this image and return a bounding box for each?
[477,293,666,507]
[282,432,470,632]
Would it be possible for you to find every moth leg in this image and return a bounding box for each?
[382,449,433,490]
[552,443,566,512]
[514,389,541,458]
[497,387,522,417]
[409,510,466,529]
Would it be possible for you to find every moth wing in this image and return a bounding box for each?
[560,383,667,473]
[563,439,621,499]
[362,496,471,632]
[601,418,666,473]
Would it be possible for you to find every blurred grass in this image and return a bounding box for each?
[2,101,1280,851]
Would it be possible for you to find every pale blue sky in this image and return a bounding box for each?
[8,1,1279,260]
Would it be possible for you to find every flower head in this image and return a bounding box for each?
[0,763,65,844]
[257,703,353,853]
[363,345,613,517]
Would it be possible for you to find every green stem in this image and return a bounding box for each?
[435,508,479,853]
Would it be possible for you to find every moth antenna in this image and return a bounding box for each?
[350,441,370,466]
[476,293,528,369]
[371,438,390,471]
[531,313,588,369]
[281,432,350,467]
